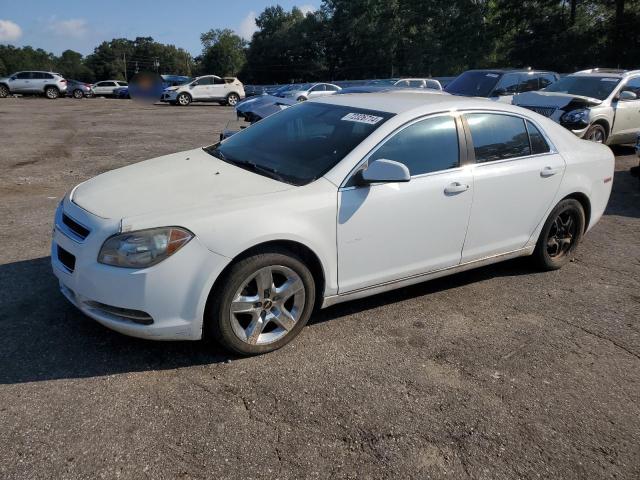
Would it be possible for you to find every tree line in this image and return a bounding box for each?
[1,0,638,84]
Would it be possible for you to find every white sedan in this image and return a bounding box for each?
[52,92,614,355]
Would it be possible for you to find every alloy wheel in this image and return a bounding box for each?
[46,88,58,99]
[73,89,83,99]
[0,85,8,98]
[546,209,579,259]
[178,93,190,106]
[229,265,306,346]
[227,94,239,106]
[587,127,605,143]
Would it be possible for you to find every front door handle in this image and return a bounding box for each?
[540,166,561,177]
[444,182,470,194]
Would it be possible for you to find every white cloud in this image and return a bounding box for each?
[238,11,258,40]
[0,19,22,42]
[298,4,317,15]
[47,18,88,38]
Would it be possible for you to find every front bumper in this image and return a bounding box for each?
[160,91,178,102]
[51,198,230,340]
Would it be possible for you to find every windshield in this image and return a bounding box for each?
[543,75,620,100]
[444,71,502,97]
[204,102,393,186]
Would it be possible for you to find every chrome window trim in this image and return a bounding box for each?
[339,110,466,191]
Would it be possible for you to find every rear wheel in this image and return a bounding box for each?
[72,89,84,99]
[226,92,240,106]
[45,86,59,99]
[585,124,606,143]
[177,92,191,106]
[0,84,9,98]
[533,199,585,270]
[207,249,316,355]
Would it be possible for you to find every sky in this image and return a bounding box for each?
[0,0,318,56]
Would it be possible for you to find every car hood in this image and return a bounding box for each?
[71,147,293,220]
[514,91,602,108]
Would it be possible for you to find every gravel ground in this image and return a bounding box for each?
[1,97,639,480]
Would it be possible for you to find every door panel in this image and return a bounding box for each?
[210,77,226,99]
[611,77,640,143]
[338,170,473,292]
[337,114,472,293]
[461,113,565,262]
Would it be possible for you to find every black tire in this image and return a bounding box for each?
[533,199,585,271]
[72,89,84,99]
[44,86,59,99]
[176,92,191,106]
[584,124,607,143]
[206,248,316,356]
[0,84,9,98]
[226,92,240,106]
[297,96,307,102]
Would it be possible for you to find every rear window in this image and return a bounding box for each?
[205,102,394,186]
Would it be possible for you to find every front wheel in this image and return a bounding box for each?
[45,86,59,99]
[533,199,585,270]
[207,249,316,355]
[0,85,9,98]
[226,92,240,106]
[585,124,606,143]
[297,96,307,102]
[176,92,191,106]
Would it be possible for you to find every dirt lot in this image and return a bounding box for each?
[1,97,639,480]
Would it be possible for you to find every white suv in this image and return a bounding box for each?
[514,68,640,145]
[161,75,245,106]
[92,80,128,96]
[0,71,67,99]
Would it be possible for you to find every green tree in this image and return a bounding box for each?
[198,29,247,76]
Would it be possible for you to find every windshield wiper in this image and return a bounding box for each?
[231,159,290,183]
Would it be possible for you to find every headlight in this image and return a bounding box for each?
[561,108,589,124]
[98,227,193,268]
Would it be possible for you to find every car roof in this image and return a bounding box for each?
[463,68,555,74]
[571,68,640,78]
[312,90,512,114]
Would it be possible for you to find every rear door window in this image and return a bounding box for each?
[465,113,531,162]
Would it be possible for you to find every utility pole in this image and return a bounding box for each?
[123,52,127,80]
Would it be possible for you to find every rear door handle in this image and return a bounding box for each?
[444,182,470,194]
[540,166,561,177]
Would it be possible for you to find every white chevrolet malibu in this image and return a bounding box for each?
[52,92,614,355]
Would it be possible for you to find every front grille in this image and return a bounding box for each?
[57,246,76,272]
[520,105,556,117]
[62,213,90,240]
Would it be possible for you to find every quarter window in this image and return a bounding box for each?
[465,113,531,162]
[370,115,459,176]
[526,120,551,155]
[213,77,225,84]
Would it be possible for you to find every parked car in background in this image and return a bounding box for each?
[52,92,613,355]
[160,75,192,89]
[513,68,640,145]
[65,79,93,98]
[277,82,341,101]
[113,86,130,99]
[0,71,67,99]
[366,78,443,90]
[445,69,558,102]
[161,75,245,106]
[92,80,128,97]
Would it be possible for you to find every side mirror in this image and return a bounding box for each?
[619,90,637,101]
[360,159,410,184]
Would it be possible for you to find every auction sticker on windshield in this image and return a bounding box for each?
[342,113,384,125]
